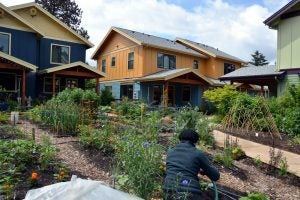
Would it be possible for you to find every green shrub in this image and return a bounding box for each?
[55,88,100,106]
[214,147,234,168]
[40,100,82,134]
[79,124,116,155]
[0,112,8,123]
[204,85,239,115]
[278,157,288,176]
[116,97,146,119]
[239,192,270,200]
[231,146,246,160]
[100,87,114,106]
[115,130,163,199]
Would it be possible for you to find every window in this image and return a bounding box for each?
[193,60,199,69]
[66,79,78,89]
[111,57,116,67]
[0,73,16,91]
[128,52,134,69]
[51,44,70,64]
[157,53,176,69]
[224,63,235,74]
[121,85,133,99]
[44,77,60,93]
[102,59,106,73]
[0,32,10,54]
[182,86,191,102]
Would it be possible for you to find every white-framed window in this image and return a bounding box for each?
[182,86,191,102]
[66,78,78,89]
[0,73,16,91]
[50,44,70,64]
[0,32,11,55]
[43,77,60,93]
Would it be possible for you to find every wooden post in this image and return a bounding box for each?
[32,128,35,141]
[22,67,26,105]
[260,85,264,97]
[202,86,206,112]
[95,78,99,94]
[164,81,169,106]
[52,73,56,97]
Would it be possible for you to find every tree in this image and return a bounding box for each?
[35,0,90,39]
[249,50,269,66]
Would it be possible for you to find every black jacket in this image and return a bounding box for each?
[163,141,220,194]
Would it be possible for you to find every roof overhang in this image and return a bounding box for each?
[0,52,37,71]
[176,37,245,63]
[0,3,45,37]
[38,61,105,78]
[137,68,213,85]
[264,0,300,29]
[10,3,94,48]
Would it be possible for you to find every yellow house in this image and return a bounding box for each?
[92,27,244,108]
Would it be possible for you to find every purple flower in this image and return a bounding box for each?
[181,179,190,185]
[143,141,150,148]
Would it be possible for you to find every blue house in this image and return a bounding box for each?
[0,2,104,104]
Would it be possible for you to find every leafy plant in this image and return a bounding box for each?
[39,136,56,170]
[214,147,234,168]
[231,146,246,160]
[254,156,262,167]
[278,157,288,176]
[100,87,114,106]
[204,85,239,115]
[239,192,270,200]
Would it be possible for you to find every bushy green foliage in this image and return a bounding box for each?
[214,147,234,168]
[278,157,288,176]
[174,107,214,146]
[79,124,116,155]
[0,138,56,190]
[116,97,146,119]
[204,85,239,115]
[40,100,82,134]
[55,88,100,106]
[267,84,300,136]
[239,192,270,200]
[0,112,8,123]
[115,129,163,199]
[99,87,114,106]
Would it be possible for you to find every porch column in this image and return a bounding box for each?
[52,73,56,97]
[260,85,264,97]
[22,67,26,105]
[95,78,99,94]
[164,81,169,106]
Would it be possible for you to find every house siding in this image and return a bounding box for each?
[39,38,86,70]
[0,27,38,65]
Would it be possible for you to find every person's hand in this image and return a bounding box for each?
[199,169,205,176]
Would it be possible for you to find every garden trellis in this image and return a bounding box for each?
[221,96,281,139]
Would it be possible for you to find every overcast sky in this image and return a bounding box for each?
[2,0,290,66]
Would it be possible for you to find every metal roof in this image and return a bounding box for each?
[176,38,245,63]
[113,27,206,57]
[220,65,285,80]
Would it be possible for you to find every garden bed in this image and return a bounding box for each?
[216,127,300,155]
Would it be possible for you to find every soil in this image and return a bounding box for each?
[10,120,300,200]
[215,127,300,155]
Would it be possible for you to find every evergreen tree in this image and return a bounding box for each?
[249,50,269,66]
[35,0,90,39]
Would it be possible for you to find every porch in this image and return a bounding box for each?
[0,52,37,104]
[38,61,105,97]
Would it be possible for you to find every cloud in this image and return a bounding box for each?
[2,0,281,65]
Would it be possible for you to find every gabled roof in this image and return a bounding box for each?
[0,51,37,71]
[0,3,45,36]
[176,38,245,63]
[137,68,213,85]
[264,0,300,28]
[38,61,105,77]
[219,65,285,80]
[91,27,207,59]
[10,3,93,48]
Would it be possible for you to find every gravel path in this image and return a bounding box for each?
[18,120,113,186]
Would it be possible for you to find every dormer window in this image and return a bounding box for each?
[157,53,176,69]
[51,44,70,64]
[224,63,235,74]
[0,32,11,54]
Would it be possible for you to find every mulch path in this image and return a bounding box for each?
[18,120,113,186]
